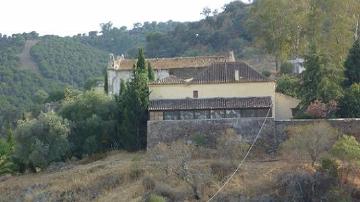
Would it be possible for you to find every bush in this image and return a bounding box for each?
[262,70,271,77]
[306,100,338,118]
[191,133,206,146]
[210,161,235,181]
[147,194,166,202]
[280,62,294,74]
[59,91,118,157]
[216,129,250,164]
[277,171,315,201]
[142,176,156,192]
[13,112,70,171]
[281,121,339,166]
[0,135,15,175]
[338,83,360,118]
[320,158,339,178]
[276,75,300,98]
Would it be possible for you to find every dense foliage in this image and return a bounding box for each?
[13,113,70,171]
[31,36,108,87]
[74,21,181,57]
[59,91,118,157]
[338,84,360,118]
[145,1,252,58]
[298,45,343,114]
[0,130,15,175]
[276,75,300,98]
[117,49,149,151]
[0,34,109,132]
[344,40,360,86]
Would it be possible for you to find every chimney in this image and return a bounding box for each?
[235,70,240,81]
[228,51,235,62]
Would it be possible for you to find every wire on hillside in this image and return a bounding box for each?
[207,104,273,202]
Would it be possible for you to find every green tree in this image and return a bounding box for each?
[147,62,155,81]
[136,48,146,71]
[13,112,70,171]
[0,128,15,175]
[344,39,360,86]
[276,75,300,98]
[118,49,149,150]
[249,0,307,71]
[331,135,360,184]
[338,83,360,118]
[299,45,343,111]
[104,70,108,94]
[59,91,118,157]
[300,45,323,107]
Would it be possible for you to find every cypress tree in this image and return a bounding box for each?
[118,49,149,150]
[136,48,146,71]
[104,70,109,94]
[344,39,360,86]
[300,44,323,108]
[148,62,155,81]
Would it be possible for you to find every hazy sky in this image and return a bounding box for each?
[0,0,249,36]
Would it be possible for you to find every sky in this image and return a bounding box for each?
[0,0,249,37]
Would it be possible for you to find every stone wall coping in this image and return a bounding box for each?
[275,118,360,122]
[148,117,275,123]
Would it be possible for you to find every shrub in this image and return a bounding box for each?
[338,83,360,118]
[281,122,339,166]
[147,194,166,202]
[280,62,294,74]
[13,112,70,171]
[306,100,338,118]
[59,91,118,157]
[331,135,360,184]
[276,75,300,98]
[0,136,15,175]
[331,135,360,164]
[191,133,206,146]
[147,141,211,200]
[216,129,250,164]
[142,176,156,192]
[320,158,339,178]
[210,161,235,181]
[277,171,315,201]
[262,70,271,77]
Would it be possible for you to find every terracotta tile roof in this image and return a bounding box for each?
[149,97,272,111]
[109,52,235,70]
[151,61,270,85]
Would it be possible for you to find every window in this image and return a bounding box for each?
[193,90,198,98]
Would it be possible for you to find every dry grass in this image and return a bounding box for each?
[0,149,316,202]
[0,151,146,202]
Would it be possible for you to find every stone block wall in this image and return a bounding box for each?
[147,118,360,150]
[147,118,275,149]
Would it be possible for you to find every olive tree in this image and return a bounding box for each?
[14,112,70,171]
[281,121,339,166]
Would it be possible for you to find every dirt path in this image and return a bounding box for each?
[18,40,39,72]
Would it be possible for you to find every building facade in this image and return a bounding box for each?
[107,52,235,95]
[148,62,276,121]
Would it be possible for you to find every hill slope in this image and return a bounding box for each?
[0,35,108,131]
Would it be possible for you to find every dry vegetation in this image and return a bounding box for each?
[0,150,301,202]
[1,126,360,201]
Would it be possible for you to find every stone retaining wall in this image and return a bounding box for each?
[147,118,275,149]
[147,118,360,150]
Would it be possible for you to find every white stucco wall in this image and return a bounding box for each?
[275,93,300,120]
[108,69,170,95]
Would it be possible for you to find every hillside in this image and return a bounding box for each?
[0,35,108,132]
[18,40,39,72]
[1,149,358,202]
